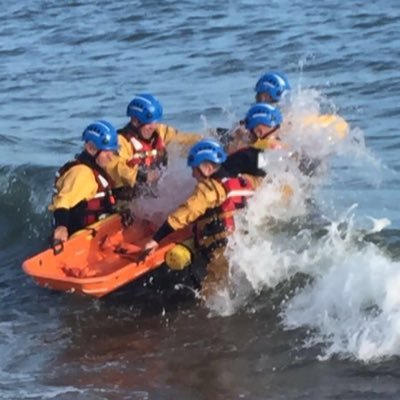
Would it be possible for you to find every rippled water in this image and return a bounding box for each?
[1,1,400,399]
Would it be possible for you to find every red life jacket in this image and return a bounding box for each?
[54,155,115,231]
[121,131,167,168]
[218,176,255,231]
[194,175,254,258]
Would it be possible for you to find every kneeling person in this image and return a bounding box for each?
[144,139,256,298]
[108,93,202,200]
[50,120,118,243]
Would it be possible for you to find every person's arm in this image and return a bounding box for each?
[50,166,97,241]
[104,135,138,188]
[144,180,226,251]
[158,123,202,147]
[52,166,96,210]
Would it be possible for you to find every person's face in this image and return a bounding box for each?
[251,124,277,141]
[138,122,157,140]
[191,162,214,181]
[255,92,274,104]
[96,150,114,168]
[130,117,157,140]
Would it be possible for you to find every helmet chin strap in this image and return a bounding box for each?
[94,149,102,161]
[83,143,102,161]
[199,167,209,179]
[193,165,208,179]
[259,126,279,140]
[197,164,219,179]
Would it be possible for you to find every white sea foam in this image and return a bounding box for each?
[204,89,400,363]
[226,184,400,363]
[282,228,400,362]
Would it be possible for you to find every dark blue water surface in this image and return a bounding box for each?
[1,1,400,399]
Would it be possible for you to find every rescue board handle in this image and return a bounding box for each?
[52,239,64,256]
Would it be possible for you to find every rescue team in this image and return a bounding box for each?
[50,72,292,297]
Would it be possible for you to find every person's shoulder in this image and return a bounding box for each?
[156,123,178,139]
[63,163,94,181]
[117,133,130,146]
[155,123,169,133]
[204,176,227,195]
[195,177,219,192]
[192,178,226,205]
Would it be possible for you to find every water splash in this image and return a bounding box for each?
[202,87,400,363]
[228,183,400,363]
[282,218,400,363]
[133,144,195,224]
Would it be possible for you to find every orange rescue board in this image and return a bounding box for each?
[22,214,191,298]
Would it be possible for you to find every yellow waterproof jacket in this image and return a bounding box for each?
[300,114,349,140]
[105,123,202,188]
[157,123,202,147]
[49,164,99,211]
[227,113,349,154]
[252,136,289,151]
[167,173,261,230]
[226,128,287,154]
[50,158,115,235]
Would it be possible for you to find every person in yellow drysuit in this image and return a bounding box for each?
[50,120,119,243]
[225,103,285,164]
[144,139,260,298]
[106,93,202,200]
[217,71,290,152]
[220,70,348,154]
[227,103,326,178]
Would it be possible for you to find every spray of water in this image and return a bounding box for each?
[202,86,400,362]
[125,88,400,363]
[281,212,400,363]
[133,144,195,224]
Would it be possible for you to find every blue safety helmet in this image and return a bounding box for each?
[244,103,283,131]
[126,93,163,124]
[82,120,118,151]
[187,138,227,167]
[254,71,291,102]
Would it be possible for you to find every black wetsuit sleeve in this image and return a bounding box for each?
[153,221,175,243]
[53,208,69,228]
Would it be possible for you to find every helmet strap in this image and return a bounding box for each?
[193,165,208,179]
[94,149,102,160]
[197,163,219,179]
[260,126,279,140]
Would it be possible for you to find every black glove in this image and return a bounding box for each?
[112,186,136,201]
[120,208,135,227]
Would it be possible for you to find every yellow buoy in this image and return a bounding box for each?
[165,243,193,270]
[302,114,349,140]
